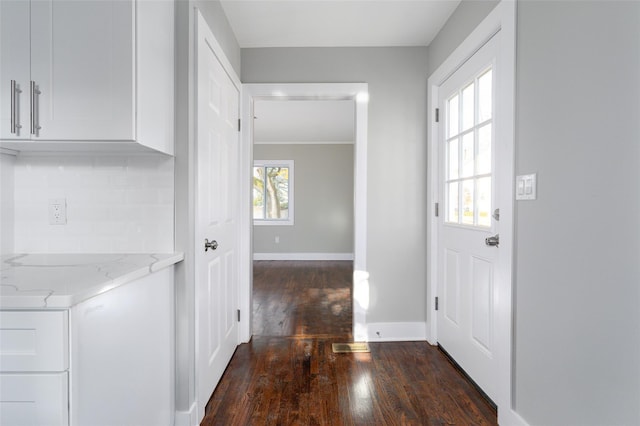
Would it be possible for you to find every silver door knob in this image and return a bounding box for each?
[204,238,218,252]
[485,234,499,247]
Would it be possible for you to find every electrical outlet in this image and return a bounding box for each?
[49,198,67,225]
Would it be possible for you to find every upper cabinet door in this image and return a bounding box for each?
[30,0,134,141]
[0,1,31,140]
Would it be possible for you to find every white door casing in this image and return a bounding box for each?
[195,11,241,423]
[427,2,523,425]
[437,33,499,401]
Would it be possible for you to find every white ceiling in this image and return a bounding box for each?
[219,0,461,48]
[253,100,355,143]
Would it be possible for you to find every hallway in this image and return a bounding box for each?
[201,261,497,425]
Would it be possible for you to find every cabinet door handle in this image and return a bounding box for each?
[30,81,41,135]
[10,80,21,134]
[30,81,35,134]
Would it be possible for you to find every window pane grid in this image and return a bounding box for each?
[444,66,493,228]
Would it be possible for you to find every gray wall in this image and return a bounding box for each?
[430,0,640,423]
[253,144,354,255]
[426,0,499,76]
[243,47,429,323]
[192,0,241,76]
[514,1,640,424]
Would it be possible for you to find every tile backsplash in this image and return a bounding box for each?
[1,153,15,253]
[13,154,174,253]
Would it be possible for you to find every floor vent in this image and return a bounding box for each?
[332,343,370,353]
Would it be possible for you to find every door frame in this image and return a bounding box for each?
[192,10,243,424]
[427,2,525,425]
[173,8,244,425]
[239,83,369,343]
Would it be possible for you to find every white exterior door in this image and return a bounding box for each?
[195,13,241,423]
[437,34,500,401]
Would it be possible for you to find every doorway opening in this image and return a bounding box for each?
[238,83,369,344]
[250,99,355,339]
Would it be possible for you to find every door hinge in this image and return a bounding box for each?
[435,297,439,311]
[237,309,241,322]
[434,202,439,217]
[435,108,440,123]
[237,118,241,132]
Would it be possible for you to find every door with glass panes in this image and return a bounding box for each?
[437,33,499,401]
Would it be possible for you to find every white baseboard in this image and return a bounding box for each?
[499,409,530,426]
[253,252,354,261]
[362,322,427,342]
[174,402,197,426]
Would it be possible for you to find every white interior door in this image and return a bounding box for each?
[195,15,240,422]
[437,33,500,401]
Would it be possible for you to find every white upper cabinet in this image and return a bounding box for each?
[0,0,174,155]
[0,1,30,141]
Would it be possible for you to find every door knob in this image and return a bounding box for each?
[204,238,218,252]
[485,234,499,247]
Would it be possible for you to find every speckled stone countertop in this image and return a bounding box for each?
[0,253,184,309]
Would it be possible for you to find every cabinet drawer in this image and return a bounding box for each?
[0,311,68,372]
[0,372,69,426]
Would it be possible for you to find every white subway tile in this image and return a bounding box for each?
[13,154,174,253]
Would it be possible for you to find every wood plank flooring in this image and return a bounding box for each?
[202,260,497,426]
[252,260,353,338]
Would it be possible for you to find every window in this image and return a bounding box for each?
[445,67,493,228]
[253,160,294,225]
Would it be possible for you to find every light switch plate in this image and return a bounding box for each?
[516,174,537,200]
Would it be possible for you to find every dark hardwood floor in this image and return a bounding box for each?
[202,260,497,426]
[252,260,353,338]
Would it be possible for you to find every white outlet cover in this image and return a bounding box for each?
[49,198,67,225]
[516,174,537,200]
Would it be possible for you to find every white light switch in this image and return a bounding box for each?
[516,174,537,200]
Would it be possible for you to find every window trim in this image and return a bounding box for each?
[253,159,294,226]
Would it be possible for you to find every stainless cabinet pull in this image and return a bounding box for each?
[30,81,41,135]
[10,80,21,134]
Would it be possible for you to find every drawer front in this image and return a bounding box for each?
[0,372,69,426]
[0,311,68,372]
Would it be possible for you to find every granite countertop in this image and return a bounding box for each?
[0,253,184,309]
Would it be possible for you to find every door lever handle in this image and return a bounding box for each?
[485,234,499,247]
[204,238,218,252]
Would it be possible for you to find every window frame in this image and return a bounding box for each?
[253,159,294,226]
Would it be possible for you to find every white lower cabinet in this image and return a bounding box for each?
[0,267,174,426]
[0,373,69,426]
[70,267,175,426]
[0,310,69,426]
